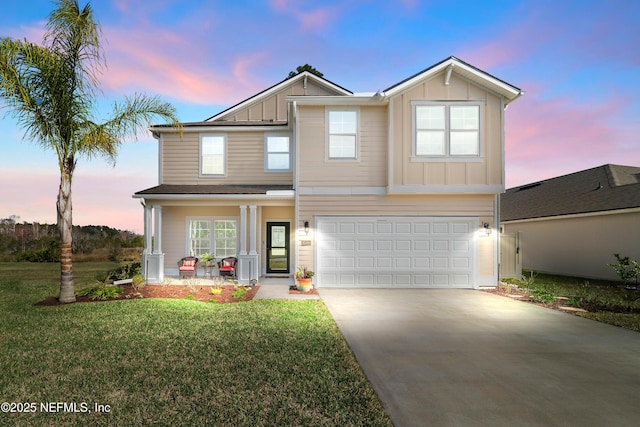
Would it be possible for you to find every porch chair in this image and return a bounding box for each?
[178,256,198,278]
[218,257,237,278]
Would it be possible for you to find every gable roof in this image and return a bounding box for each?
[384,56,523,105]
[205,71,352,122]
[501,164,640,221]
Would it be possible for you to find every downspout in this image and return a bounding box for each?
[495,193,500,286]
[293,101,299,276]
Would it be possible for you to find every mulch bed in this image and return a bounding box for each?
[288,285,318,295]
[482,283,590,313]
[35,284,260,306]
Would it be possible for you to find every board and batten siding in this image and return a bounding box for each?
[297,194,496,276]
[161,131,293,185]
[219,79,340,122]
[390,72,504,189]
[297,105,387,187]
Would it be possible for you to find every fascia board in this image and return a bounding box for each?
[207,72,352,122]
[385,57,522,102]
[286,95,388,106]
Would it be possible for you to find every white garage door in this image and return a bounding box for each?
[316,216,477,288]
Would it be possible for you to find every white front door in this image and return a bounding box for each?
[316,216,477,288]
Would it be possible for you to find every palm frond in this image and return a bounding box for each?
[76,94,180,164]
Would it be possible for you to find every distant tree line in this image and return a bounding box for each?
[0,215,143,262]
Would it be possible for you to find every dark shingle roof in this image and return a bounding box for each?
[501,164,640,221]
[135,184,293,196]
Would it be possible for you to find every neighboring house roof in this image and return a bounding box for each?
[501,164,640,221]
[134,184,294,197]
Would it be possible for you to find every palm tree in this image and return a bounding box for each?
[0,0,180,302]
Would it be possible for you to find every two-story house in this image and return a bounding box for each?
[134,56,522,288]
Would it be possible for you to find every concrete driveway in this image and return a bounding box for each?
[319,289,640,427]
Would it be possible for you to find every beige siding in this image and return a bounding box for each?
[161,131,293,185]
[297,194,496,279]
[297,105,387,187]
[502,211,640,281]
[390,72,504,189]
[261,206,296,274]
[218,80,340,122]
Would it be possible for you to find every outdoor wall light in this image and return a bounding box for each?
[304,220,310,235]
[482,222,492,236]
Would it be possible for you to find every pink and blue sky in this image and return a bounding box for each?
[1,0,638,233]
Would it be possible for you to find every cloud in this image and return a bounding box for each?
[504,84,638,187]
[269,0,337,32]
[100,26,263,106]
[0,164,152,233]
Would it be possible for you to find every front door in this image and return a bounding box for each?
[266,222,290,274]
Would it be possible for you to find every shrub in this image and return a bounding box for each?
[528,288,555,304]
[608,254,640,286]
[76,285,124,300]
[106,262,142,281]
[132,274,145,291]
[232,286,248,301]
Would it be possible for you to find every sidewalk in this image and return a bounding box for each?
[253,277,320,300]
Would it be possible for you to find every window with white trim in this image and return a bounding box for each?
[187,218,237,259]
[200,134,226,175]
[327,109,358,159]
[414,102,481,158]
[265,134,291,171]
[188,219,212,258]
[213,220,237,258]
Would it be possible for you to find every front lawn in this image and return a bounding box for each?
[0,263,391,426]
[501,272,640,332]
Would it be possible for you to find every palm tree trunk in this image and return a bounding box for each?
[57,170,75,303]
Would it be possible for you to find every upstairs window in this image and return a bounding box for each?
[414,102,481,159]
[265,134,291,171]
[201,134,226,176]
[327,109,358,159]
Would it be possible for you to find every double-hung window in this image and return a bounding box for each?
[187,218,237,259]
[413,102,481,159]
[327,109,358,160]
[213,220,237,258]
[265,134,291,171]
[188,219,212,258]
[201,134,226,176]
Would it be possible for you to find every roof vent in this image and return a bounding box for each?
[517,181,544,191]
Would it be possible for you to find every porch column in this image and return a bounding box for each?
[143,204,152,254]
[144,204,164,284]
[239,205,247,255]
[153,205,163,254]
[249,205,257,255]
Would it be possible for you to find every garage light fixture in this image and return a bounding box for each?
[482,222,491,236]
[304,221,310,235]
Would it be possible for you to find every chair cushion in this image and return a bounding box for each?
[183,259,196,267]
[179,266,195,271]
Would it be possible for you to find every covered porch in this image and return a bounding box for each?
[133,185,297,285]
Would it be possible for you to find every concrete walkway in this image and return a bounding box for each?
[319,289,640,427]
[253,277,320,300]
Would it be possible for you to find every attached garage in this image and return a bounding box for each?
[315,216,478,288]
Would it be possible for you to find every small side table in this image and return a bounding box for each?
[203,262,214,279]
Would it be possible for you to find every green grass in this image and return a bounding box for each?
[0,263,391,426]
[505,271,640,332]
